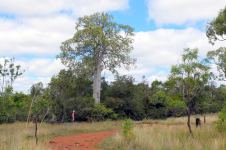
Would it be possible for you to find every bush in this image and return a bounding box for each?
[0,113,16,124]
[146,91,169,119]
[0,113,8,124]
[0,96,17,123]
[167,96,186,117]
[73,97,95,121]
[216,108,226,133]
[90,103,117,121]
[122,119,134,140]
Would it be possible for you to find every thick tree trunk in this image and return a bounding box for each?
[204,115,206,124]
[187,108,193,136]
[93,62,102,103]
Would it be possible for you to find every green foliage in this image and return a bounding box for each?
[206,6,226,44]
[58,12,135,103]
[58,12,134,75]
[0,96,16,123]
[90,103,117,121]
[65,96,95,121]
[13,92,30,121]
[167,96,186,117]
[0,58,24,93]
[216,108,226,133]
[122,119,134,139]
[0,92,30,123]
[207,47,226,80]
[0,47,225,124]
[49,70,93,121]
[31,97,50,120]
[170,48,210,108]
[103,75,146,120]
[196,85,225,114]
[146,91,169,119]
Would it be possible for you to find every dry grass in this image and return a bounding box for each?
[0,121,120,150]
[0,114,224,150]
[101,114,226,150]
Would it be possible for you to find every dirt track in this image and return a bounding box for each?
[49,130,115,150]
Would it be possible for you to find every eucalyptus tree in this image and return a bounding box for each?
[27,82,45,124]
[206,6,226,44]
[59,12,134,103]
[207,47,226,81]
[170,48,210,135]
[0,58,24,93]
[30,82,44,97]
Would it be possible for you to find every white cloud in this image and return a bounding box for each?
[126,28,226,84]
[147,73,168,83]
[0,0,128,17]
[0,16,74,56]
[147,0,226,24]
[12,28,226,92]
[13,58,64,93]
[22,59,64,77]
[0,0,129,92]
[1,0,226,92]
[0,0,128,57]
[133,28,226,68]
[14,76,52,93]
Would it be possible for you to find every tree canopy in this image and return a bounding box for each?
[170,48,210,134]
[0,58,24,93]
[206,6,226,44]
[59,12,135,103]
[208,47,226,80]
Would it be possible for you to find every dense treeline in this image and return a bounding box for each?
[0,61,225,123]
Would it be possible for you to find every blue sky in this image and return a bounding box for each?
[0,0,225,92]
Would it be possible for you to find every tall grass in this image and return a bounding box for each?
[101,114,226,150]
[0,115,223,150]
[0,121,120,150]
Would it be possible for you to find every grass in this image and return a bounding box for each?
[101,114,226,150]
[0,114,225,150]
[0,121,121,150]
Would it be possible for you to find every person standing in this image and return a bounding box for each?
[72,110,76,122]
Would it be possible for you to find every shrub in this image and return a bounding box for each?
[0,96,17,123]
[0,113,7,124]
[216,107,226,133]
[73,97,95,121]
[90,103,117,121]
[122,119,134,139]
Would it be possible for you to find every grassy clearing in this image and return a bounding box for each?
[0,114,224,150]
[101,114,226,150]
[0,121,121,150]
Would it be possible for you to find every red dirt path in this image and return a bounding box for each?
[49,130,115,150]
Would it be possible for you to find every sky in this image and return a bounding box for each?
[0,0,226,93]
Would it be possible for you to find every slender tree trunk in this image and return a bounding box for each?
[204,115,206,124]
[34,117,38,145]
[61,110,65,123]
[40,108,49,125]
[26,95,36,127]
[93,61,102,103]
[187,108,193,136]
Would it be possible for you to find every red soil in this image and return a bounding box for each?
[49,130,115,150]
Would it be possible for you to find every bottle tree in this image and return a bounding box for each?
[59,13,134,103]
